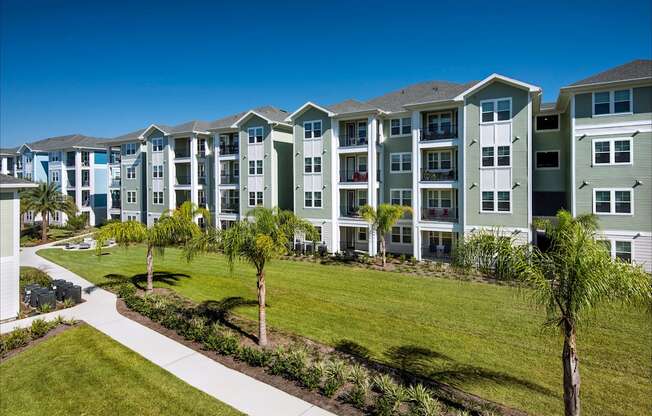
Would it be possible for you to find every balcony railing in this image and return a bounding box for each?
[110,179,121,188]
[219,144,239,155]
[81,181,90,187]
[340,205,363,218]
[420,125,458,141]
[175,175,191,185]
[340,170,368,183]
[67,180,76,188]
[66,159,75,168]
[82,198,90,207]
[339,136,368,147]
[220,174,239,185]
[111,201,121,209]
[220,203,239,213]
[420,169,457,182]
[421,207,457,222]
[175,149,190,158]
[198,176,206,185]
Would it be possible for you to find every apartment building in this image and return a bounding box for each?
[7,135,108,226]
[0,148,18,176]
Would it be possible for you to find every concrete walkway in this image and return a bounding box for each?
[1,242,335,416]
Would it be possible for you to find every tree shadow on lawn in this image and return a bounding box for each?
[94,271,190,292]
[335,339,555,398]
[195,297,260,343]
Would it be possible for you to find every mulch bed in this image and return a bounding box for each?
[0,322,82,362]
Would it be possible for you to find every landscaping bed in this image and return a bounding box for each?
[0,317,78,360]
[18,267,83,317]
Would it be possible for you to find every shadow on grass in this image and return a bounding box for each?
[95,271,190,291]
[193,297,260,343]
[335,339,555,399]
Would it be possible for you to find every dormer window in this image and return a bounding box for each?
[593,90,631,116]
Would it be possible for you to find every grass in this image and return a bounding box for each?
[39,246,652,416]
[0,324,242,416]
[20,226,92,247]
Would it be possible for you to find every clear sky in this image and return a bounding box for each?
[1,0,650,147]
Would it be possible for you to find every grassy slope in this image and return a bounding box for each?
[0,325,241,416]
[39,246,652,416]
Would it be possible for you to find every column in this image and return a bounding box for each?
[458,105,465,236]
[213,133,221,228]
[190,135,199,212]
[331,119,340,253]
[75,150,82,210]
[167,139,176,211]
[367,116,378,256]
[411,111,421,260]
[1,157,7,174]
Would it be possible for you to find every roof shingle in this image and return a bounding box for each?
[570,60,652,86]
[23,134,106,152]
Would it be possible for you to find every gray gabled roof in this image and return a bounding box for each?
[0,173,37,188]
[366,80,477,112]
[569,59,652,86]
[325,99,380,115]
[0,147,18,156]
[210,105,290,129]
[250,105,290,123]
[208,111,248,130]
[167,120,212,135]
[23,134,107,152]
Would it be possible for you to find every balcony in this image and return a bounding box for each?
[421,207,457,222]
[111,200,121,209]
[219,144,239,155]
[421,169,457,182]
[340,205,363,218]
[220,174,239,185]
[220,203,239,214]
[420,125,458,142]
[110,179,121,188]
[198,176,207,185]
[175,175,191,186]
[340,170,368,183]
[339,136,368,148]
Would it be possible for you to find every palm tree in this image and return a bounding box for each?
[163,200,211,226]
[184,207,316,346]
[461,210,651,416]
[20,182,77,243]
[96,215,199,292]
[359,203,412,267]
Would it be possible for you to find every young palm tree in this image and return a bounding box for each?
[462,210,650,416]
[20,182,77,243]
[359,203,412,267]
[96,215,199,292]
[163,200,211,226]
[184,207,316,346]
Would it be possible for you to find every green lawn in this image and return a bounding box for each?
[0,324,241,416]
[39,246,652,416]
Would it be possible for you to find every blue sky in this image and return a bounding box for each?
[1,0,650,147]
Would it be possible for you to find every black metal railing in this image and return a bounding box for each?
[420,125,458,141]
[110,179,121,188]
[219,144,239,155]
[175,149,191,158]
[111,201,121,209]
[340,170,368,182]
[339,136,368,147]
[198,176,206,185]
[340,205,362,218]
[420,169,457,181]
[220,174,239,184]
[421,207,457,222]
[220,203,239,213]
[81,199,90,207]
[175,175,191,185]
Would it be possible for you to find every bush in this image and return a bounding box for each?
[322,359,349,398]
[62,298,75,308]
[117,284,136,299]
[1,327,31,352]
[30,319,54,338]
[203,326,240,356]
[38,303,53,313]
[373,374,408,416]
[301,361,324,391]
[347,364,370,409]
[407,384,443,416]
[238,346,271,367]
[19,267,51,290]
[182,316,209,341]
[66,213,88,231]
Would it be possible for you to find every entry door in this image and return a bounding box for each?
[347,190,355,214]
[346,156,356,180]
[346,122,356,142]
[346,228,355,249]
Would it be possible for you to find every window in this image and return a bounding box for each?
[481,147,494,167]
[198,164,206,181]
[482,145,510,167]
[390,117,411,136]
[390,189,412,207]
[304,191,312,207]
[481,191,511,213]
[126,166,136,179]
[152,138,163,152]
[152,165,163,178]
[127,214,137,221]
[124,143,137,155]
[535,114,560,131]
[304,121,322,139]
[304,158,312,173]
[358,228,367,241]
[50,171,60,182]
[152,191,163,205]
[305,157,322,174]
[593,189,632,215]
[497,146,510,166]
[249,160,263,175]
[53,211,60,222]
[248,191,263,206]
[314,191,322,208]
[81,152,90,166]
[127,191,137,204]
[198,139,206,157]
[357,190,368,207]
[314,226,322,241]
[198,190,206,206]
[536,151,560,169]
[49,152,61,162]
[426,190,452,208]
[391,226,412,244]
[593,138,632,165]
[426,112,453,133]
[593,89,632,115]
[248,127,264,144]
[304,191,322,208]
[358,122,367,140]
[391,227,401,243]
[614,241,632,262]
[390,153,411,173]
[481,98,511,123]
[426,151,452,170]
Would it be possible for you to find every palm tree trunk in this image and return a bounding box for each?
[562,321,581,416]
[381,236,386,267]
[146,245,154,292]
[41,211,48,243]
[257,269,267,346]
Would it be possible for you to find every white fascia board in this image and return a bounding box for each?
[284,102,335,121]
[560,77,652,92]
[0,182,38,189]
[139,124,168,139]
[231,111,272,128]
[453,73,542,101]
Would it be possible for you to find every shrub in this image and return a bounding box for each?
[301,361,324,391]
[182,316,208,342]
[204,326,240,356]
[117,284,136,299]
[65,213,88,231]
[346,364,371,409]
[322,359,349,398]
[62,298,75,308]
[30,319,53,338]
[407,384,443,416]
[238,346,271,367]
[2,327,31,351]
[38,303,53,313]
[268,347,288,376]
[284,345,309,381]
[19,267,51,290]
[373,374,408,416]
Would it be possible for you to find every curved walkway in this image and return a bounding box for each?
[1,242,335,416]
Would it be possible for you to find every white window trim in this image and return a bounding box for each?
[152,138,164,152]
[534,113,560,132]
[425,189,453,209]
[50,171,60,182]
[425,150,454,171]
[152,191,164,205]
[535,150,560,170]
[600,238,635,263]
[389,188,412,206]
[479,97,512,124]
[303,191,322,209]
[126,191,137,204]
[248,159,264,176]
[480,190,513,214]
[126,166,136,179]
[303,120,323,140]
[592,89,633,117]
[480,144,512,169]
[389,117,412,137]
[591,137,633,166]
[357,227,368,242]
[593,188,634,216]
[248,127,264,144]
[304,157,322,175]
[389,152,412,173]
[390,225,413,245]
[124,143,137,155]
[152,165,163,179]
[247,191,263,207]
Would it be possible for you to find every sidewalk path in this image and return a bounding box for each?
[1,242,335,416]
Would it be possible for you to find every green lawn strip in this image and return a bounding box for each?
[0,324,242,416]
[38,246,652,416]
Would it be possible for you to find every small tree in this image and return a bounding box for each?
[460,210,651,416]
[359,204,412,267]
[20,182,77,243]
[184,207,316,346]
[96,214,199,292]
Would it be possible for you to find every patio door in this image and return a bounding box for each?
[346,122,356,142]
[346,156,355,180]
[347,190,355,214]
